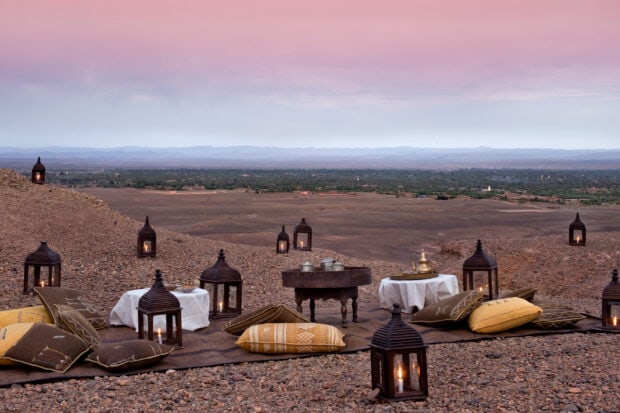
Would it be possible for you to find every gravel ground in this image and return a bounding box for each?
[1,169,619,412]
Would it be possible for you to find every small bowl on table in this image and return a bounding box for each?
[177,286,195,293]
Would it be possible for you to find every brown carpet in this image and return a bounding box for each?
[0,303,606,388]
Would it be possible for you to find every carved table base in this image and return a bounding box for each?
[293,286,359,327]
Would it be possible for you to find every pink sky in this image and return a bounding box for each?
[1,1,619,148]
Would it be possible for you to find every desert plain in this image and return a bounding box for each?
[2,170,620,412]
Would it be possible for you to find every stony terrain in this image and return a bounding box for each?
[1,168,619,412]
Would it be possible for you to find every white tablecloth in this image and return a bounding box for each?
[110,288,210,332]
[379,274,459,313]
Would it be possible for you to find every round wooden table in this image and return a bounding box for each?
[281,266,371,327]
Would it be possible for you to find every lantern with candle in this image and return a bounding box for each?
[601,269,620,330]
[462,239,499,301]
[137,216,157,258]
[568,213,586,246]
[200,249,243,319]
[293,218,312,251]
[137,269,183,348]
[276,225,290,254]
[31,157,46,184]
[370,304,428,401]
[23,241,62,294]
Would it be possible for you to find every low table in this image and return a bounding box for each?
[281,267,371,327]
[379,274,459,313]
[110,288,210,332]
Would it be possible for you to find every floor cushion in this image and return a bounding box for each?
[86,339,174,372]
[236,322,345,354]
[35,287,108,330]
[2,323,90,373]
[224,304,310,335]
[530,302,586,329]
[0,323,37,366]
[55,304,103,350]
[410,290,484,327]
[0,305,52,327]
[499,287,537,302]
[468,297,542,333]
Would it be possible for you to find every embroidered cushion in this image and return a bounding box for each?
[0,305,52,327]
[468,297,542,333]
[86,340,174,372]
[224,304,310,335]
[410,290,484,326]
[3,323,90,373]
[499,287,537,302]
[35,287,108,330]
[236,322,345,354]
[55,304,103,351]
[0,323,36,366]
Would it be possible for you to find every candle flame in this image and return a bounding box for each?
[397,365,403,380]
[157,328,161,335]
[40,281,45,287]
[613,316,618,327]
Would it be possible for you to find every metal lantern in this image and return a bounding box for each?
[200,249,243,319]
[293,217,312,251]
[23,241,61,294]
[31,157,45,184]
[276,225,290,254]
[601,269,620,330]
[370,304,429,401]
[462,239,499,300]
[569,213,586,246]
[137,216,157,258]
[138,269,183,348]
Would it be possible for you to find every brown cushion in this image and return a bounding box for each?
[3,323,90,373]
[55,304,103,351]
[86,340,174,372]
[468,297,542,333]
[499,287,537,302]
[224,304,310,335]
[35,287,108,330]
[530,302,586,329]
[0,305,52,327]
[410,290,484,326]
[236,322,345,354]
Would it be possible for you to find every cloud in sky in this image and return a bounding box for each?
[1,0,619,149]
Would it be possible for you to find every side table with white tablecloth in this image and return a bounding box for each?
[379,274,459,313]
[110,288,210,332]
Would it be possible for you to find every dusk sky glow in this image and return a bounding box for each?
[1,1,619,149]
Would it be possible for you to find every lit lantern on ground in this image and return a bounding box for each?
[23,241,61,294]
[137,269,183,348]
[137,216,156,258]
[462,239,499,300]
[601,269,620,330]
[276,225,290,254]
[568,213,586,246]
[200,249,243,319]
[293,218,312,251]
[370,304,429,401]
[31,157,45,184]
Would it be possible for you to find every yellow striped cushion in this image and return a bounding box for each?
[0,306,52,327]
[468,297,542,333]
[236,323,345,354]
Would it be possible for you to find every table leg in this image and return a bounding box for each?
[295,294,303,315]
[340,298,348,328]
[309,298,316,322]
[351,296,359,322]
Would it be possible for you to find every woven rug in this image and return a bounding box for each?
[0,303,606,387]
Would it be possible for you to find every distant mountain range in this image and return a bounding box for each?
[1,146,619,169]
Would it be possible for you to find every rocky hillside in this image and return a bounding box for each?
[1,168,617,315]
